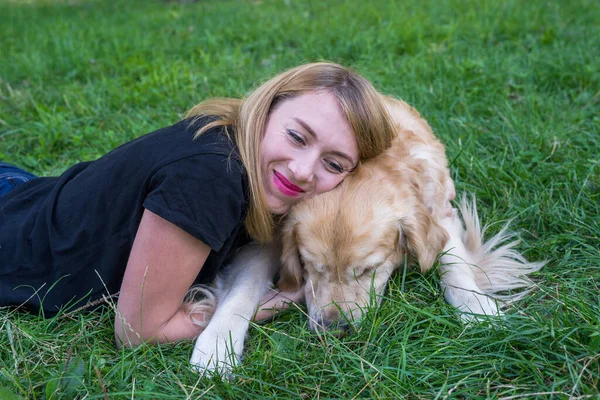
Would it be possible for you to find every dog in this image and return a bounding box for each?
[187,96,545,374]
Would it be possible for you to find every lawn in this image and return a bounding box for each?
[0,0,598,398]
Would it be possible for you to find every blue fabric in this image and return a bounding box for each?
[0,162,37,197]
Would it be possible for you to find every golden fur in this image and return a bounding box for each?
[278,96,544,331]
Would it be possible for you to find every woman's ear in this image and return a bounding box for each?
[398,205,449,273]
[277,217,303,291]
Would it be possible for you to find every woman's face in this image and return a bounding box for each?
[260,91,359,215]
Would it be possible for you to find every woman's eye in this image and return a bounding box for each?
[325,160,344,174]
[286,129,305,145]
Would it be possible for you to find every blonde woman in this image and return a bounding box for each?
[0,62,396,347]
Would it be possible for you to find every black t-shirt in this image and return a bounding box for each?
[0,118,250,316]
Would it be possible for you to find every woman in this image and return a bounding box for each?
[0,62,396,347]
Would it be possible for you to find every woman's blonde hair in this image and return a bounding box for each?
[186,62,396,242]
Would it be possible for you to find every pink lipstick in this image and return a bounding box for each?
[273,171,303,197]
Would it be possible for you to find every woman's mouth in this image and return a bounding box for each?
[273,171,304,197]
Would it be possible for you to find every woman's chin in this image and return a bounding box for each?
[266,194,294,215]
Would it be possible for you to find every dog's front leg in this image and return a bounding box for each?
[190,242,280,375]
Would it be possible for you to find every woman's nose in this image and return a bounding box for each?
[289,155,316,183]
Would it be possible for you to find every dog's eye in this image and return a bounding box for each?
[314,263,325,274]
[354,266,375,277]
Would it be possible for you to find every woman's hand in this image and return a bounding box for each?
[115,209,211,347]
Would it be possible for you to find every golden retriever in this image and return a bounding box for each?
[188,96,544,373]
[277,96,544,332]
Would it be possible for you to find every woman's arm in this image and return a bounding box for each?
[115,208,211,347]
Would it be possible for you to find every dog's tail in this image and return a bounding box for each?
[456,195,545,307]
[183,285,218,328]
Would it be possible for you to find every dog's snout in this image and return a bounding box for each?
[324,318,350,333]
[310,315,351,336]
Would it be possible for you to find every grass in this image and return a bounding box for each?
[0,0,599,398]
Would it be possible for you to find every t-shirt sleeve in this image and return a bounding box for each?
[142,154,247,252]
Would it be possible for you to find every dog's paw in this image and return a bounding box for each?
[189,330,242,376]
[457,292,503,322]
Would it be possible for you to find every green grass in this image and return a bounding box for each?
[1,0,599,398]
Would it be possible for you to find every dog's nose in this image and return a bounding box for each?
[313,317,351,337]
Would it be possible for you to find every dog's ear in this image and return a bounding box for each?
[277,217,303,291]
[398,206,449,273]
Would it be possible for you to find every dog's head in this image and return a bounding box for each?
[278,152,449,333]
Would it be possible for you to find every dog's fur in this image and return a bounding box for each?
[187,242,280,374]
[188,96,544,374]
